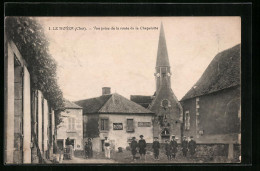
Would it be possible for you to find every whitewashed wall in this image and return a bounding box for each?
[23,67,31,163]
[4,42,15,163]
[57,108,83,150]
[43,99,49,153]
[96,114,154,151]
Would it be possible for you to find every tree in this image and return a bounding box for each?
[5,17,65,125]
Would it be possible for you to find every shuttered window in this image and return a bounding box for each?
[68,117,76,131]
[185,111,190,130]
[126,119,134,132]
[101,118,109,131]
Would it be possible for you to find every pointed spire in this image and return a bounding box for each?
[156,22,170,67]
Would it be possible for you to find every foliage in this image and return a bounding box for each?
[5,17,65,125]
[85,117,99,138]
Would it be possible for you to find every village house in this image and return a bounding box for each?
[131,23,183,143]
[4,39,56,164]
[75,87,154,152]
[180,44,241,159]
[56,100,83,151]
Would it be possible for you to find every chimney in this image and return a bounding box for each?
[102,87,111,95]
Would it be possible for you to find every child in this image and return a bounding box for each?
[152,137,160,160]
[165,140,171,160]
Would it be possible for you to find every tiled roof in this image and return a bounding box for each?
[181,44,241,101]
[74,93,154,114]
[130,95,154,108]
[64,99,82,109]
[74,95,112,114]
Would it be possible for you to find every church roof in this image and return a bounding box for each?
[64,99,82,109]
[130,95,154,108]
[156,22,170,67]
[181,44,241,101]
[74,93,154,114]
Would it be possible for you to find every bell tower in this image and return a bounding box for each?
[155,23,172,92]
[150,22,183,142]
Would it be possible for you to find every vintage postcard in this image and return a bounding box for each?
[4,16,241,164]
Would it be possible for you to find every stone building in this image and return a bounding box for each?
[75,87,154,152]
[4,40,56,164]
[180,44,241,159]
[131,23,183,142]
[56,100,83,151]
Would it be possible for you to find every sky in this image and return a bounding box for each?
[37,17,241,101]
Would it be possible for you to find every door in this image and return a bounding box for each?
[57,140,64,151]
[101,140,104,152]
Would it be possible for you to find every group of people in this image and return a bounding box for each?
[84,135,196,161]
[130,135,197,161]
[164,135,196,160]
[85,136,111,159]
[130,135,147,160]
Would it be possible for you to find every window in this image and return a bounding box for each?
[100,118,109,131]
[185,111,190,130]
[68,117,76,131]
[126,119,134,132]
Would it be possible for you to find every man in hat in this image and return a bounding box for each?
[165,140,171,160]
[104,136,111,159]
[182,136,188,157]
[152,137,160,160]
[170,135,178,159]
[138,135,147,160]
[130,137,138,160]
[188,136,197,157]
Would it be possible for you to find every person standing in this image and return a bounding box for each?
[188,136,197,157]
[130,137,138,160]
[84,142,89,158]
[138,135,147,161]
[152,137,160,160]
[170,135,178,159]
[65,137,71,146]
[165,140,171,160]
[88,138,93,158]
[181,136,188,157]
[104,137,111,159]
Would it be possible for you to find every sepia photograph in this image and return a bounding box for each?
[4,16,241,164]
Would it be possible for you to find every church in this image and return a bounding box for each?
[131,23,183,142]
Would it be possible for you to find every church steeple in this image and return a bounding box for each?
[155,22,172,92]
[156,22,170,67]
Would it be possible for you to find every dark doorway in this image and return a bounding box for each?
[101,140,104,152]
[57,140,64,151]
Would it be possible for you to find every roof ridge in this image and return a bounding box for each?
[114,93,152,112]
[99,93,153,114]
[98,94,113,112]
[75,94,112,102]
